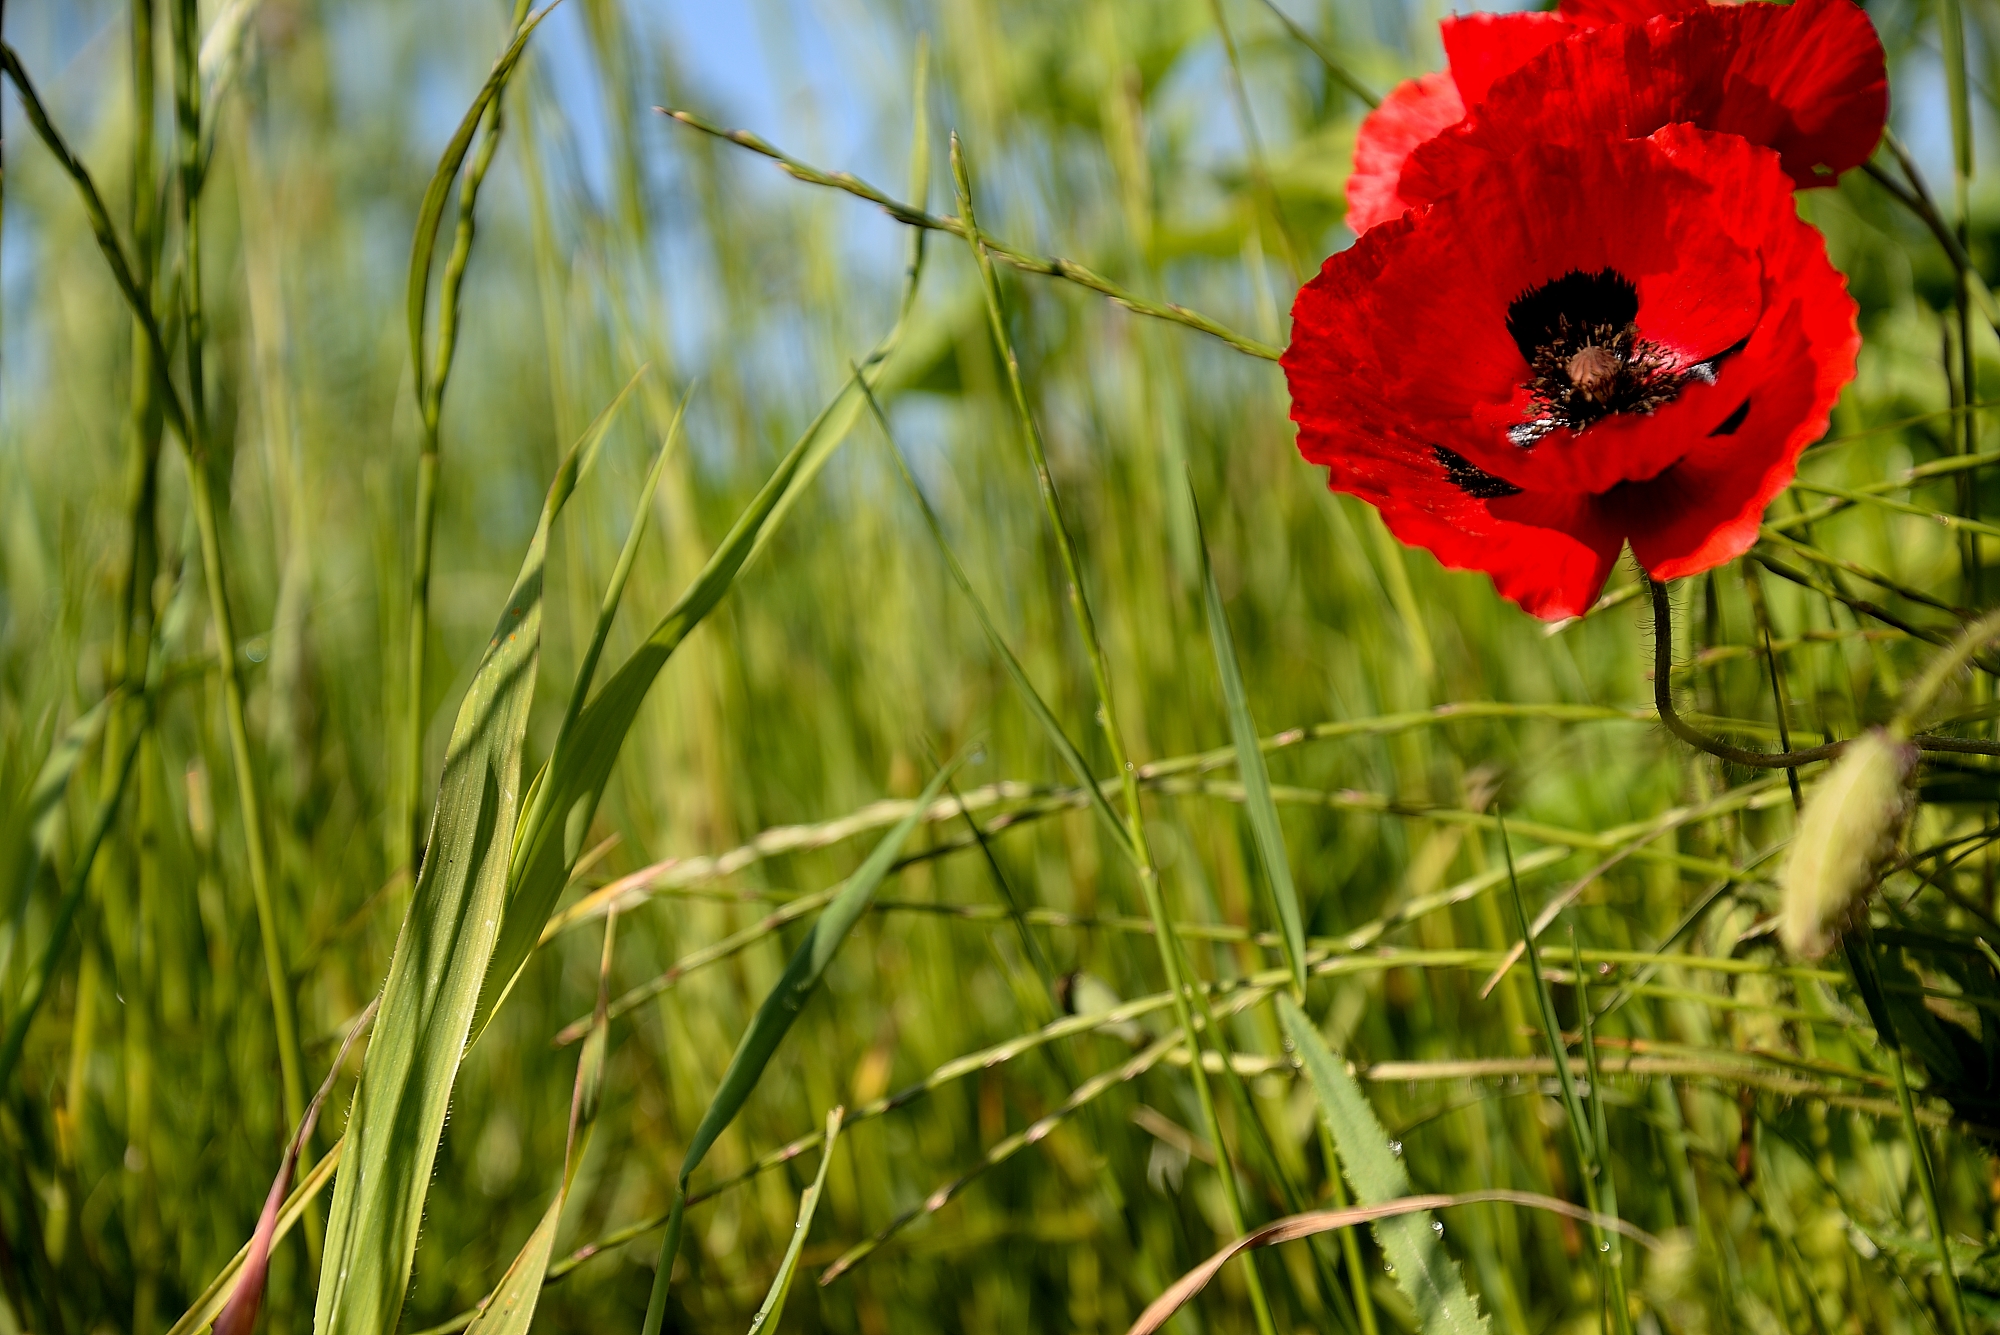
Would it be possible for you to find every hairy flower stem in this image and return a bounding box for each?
[1650,579,2000,765]
[170,0,306,1137]
[951,133,1281,1335]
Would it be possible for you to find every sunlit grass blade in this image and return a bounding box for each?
[463,912,615,1334]
[747,1106,845,1335]
[469,364,652,1033]
[1497,818,1631,1334]
[401,0,557,870]
[1277,995,1486,1333]
[475,357,903,1048]
[313,400,602,1335]
[641,753,966,1332]
[405,1,559,405]
[860,380,1134,856]
[1190,476,1305,996]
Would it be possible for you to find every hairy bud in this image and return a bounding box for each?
[1780,728,1917,958]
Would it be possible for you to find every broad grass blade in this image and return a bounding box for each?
[642,754,964,1331]
[313,414,598,1335]
[1277,995,1487,1333]
[476,368,889,1043]
[683,754,959,1183]
[463,914,616,1335]
[747,1106,845,1335]
[1189,478,1305,995]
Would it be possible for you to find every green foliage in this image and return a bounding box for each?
[1279,995,1486,1333]
[4,0,2000,1333]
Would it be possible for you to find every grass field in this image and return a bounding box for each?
[4,0,2000,1331]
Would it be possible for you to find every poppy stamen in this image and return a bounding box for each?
[1505,269,1710,446]
[1565,344,1621,399]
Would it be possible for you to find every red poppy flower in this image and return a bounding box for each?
[1345,0,1885,235]
[1286,125,1859,621]
[1346,0,1694,233]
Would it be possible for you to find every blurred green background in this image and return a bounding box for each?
[5,0,2000,1330]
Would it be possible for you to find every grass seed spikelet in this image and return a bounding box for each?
[1780,727,1917,958]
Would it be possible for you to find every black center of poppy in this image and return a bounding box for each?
[1504,268,1695,448]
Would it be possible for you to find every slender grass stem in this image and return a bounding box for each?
[401,0,533,873]
[954,132,1279,1335]
[166,0,307,1135]
[657,108,1283,361]
[1500,820,1631,1333]
[1252,0,1378,106]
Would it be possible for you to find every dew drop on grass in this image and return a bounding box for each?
[1387,1139,1403,1157]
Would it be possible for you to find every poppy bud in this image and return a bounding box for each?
[1780,728,1917,959]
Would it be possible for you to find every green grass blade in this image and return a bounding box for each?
[682,753,960,1183]
[747,1106,845,1335]
[643,753,964,1330]
[1189,477,1305,996]
[1277,995,1487,1333]
[312,412,598,1335]
[1497,820,1630,1333]
[406,1,559,403]
[5,690,116,922]
[553,378,679,746]
[0,714,146,1091]
[475,363,887,1045]
[463,914,615,1335]
[861,380,1135,857]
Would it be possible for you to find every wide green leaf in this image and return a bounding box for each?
[641,754,964,1331]
[312,417,598,1335]
[1190,479,1306,996]
[1278,995,1488,1334]
[462,914,615,1335]
[473,359,903,1044]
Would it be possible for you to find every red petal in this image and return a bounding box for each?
[1286,126,1858,618]
[1558,0,1706,23]
[1341,449,1626,622]
[1439,12,1577,108]
[1403,0,1887,207]
[1617,134,1860,577]
[1346,72,1463,235]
